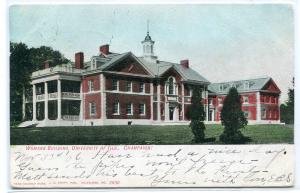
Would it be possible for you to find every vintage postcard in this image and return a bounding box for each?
[9,3,295,188]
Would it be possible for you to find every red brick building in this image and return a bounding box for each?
[19,32,281,127]
[207,77,281,124]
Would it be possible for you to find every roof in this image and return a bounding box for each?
[208,77,274,94]
[86,51,210,84]
[138,58,210,84]
[142,32,154,43]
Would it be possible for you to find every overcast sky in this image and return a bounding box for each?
[9,4,294,102]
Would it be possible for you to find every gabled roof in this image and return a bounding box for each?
[85,51,210,84]
[138,58,210,84]
[99,52,156,76]
[208,77,280,94]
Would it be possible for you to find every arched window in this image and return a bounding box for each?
[168,77,175,95]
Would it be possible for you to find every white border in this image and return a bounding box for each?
[1,0,299,192]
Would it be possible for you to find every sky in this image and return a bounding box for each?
[9,4,294,102]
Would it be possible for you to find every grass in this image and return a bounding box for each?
[10,124,294,145]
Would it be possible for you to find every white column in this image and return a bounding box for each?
[157,82,161,121]
[57,79,62,120]
[256,92,261,122]
[182,84,185,121]
[22,87,26,120]
[205,87,209,122]
[44,82,48,120]
[150,82,154,120]
[79,82,83,121]
[32,84,37,121]
[165,103,169,121]
[100,74,106,119]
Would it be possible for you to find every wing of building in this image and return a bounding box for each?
[19,32,281,127]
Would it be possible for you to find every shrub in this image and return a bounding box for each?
[220,87,248,144]
[189,86,206,143]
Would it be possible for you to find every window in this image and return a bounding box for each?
[202,89,205,98]
[168,77,175,95]
[266,96,269,103]
[244,111,250,119]
[186,86,192,96]
[89,102,96,116]
[218,97,223,105]
[126,81,132,92]
[139,83,145,93]
[262,108,266,119]
[243,96,249,104]
[261,96,265,103]
[219,84,224,91]
[92,58,96,69]
[113,102,119,115]
[88,80,94,92]
[139,103,145,115]
[244,81,250,89]
[126,103,133,115]
[271,96,275,103]
[112,79,119,91]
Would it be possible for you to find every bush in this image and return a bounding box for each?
[190,120,206,143]
[220,87,248,144]
[189,86,206,143]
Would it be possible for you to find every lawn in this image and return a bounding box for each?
[10,124,293,145]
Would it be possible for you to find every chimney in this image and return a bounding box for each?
[75,52,84,69]
[180,59,189,68]
[99,44,109,55]
[43,60,53,69]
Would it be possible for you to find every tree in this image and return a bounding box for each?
[10,43,32,125]
[220,87,248,144]
[189,86,206,143]
[280,78,294,124]
[10,42,70,125]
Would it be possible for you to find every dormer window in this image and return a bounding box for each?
[92,58,97,70]
[219,84,224,91]
[244,81,250,89]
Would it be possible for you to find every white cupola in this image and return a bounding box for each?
[141,22,157,63]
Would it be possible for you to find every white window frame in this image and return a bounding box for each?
[166,76,176,95]
[92,58,96,69]
[202,89,205,98]
[139,103,146,115]
[218,97,223,105]
[186,86,192,96]
[126,81,132,92]
[126,103,133,115]
[88,80,94,92]
[113,102,120,115]
[89,102,96,116]
[243,96,249,104]
[244,111,250,118]
[262,108,266,119]
[139,82,145,93]
[112,79,119,91]
[244,81,250,89]
[209,98,213,105]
